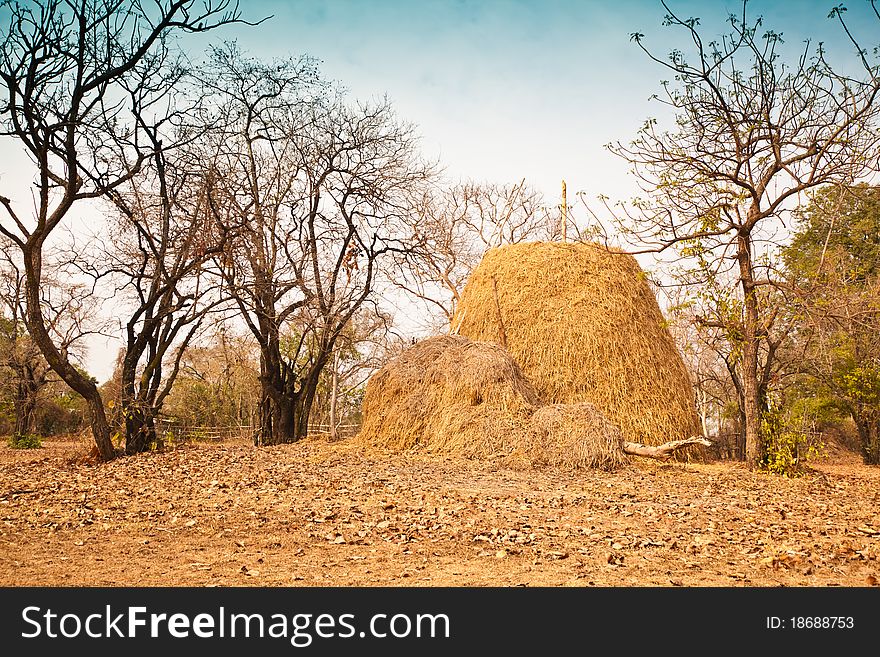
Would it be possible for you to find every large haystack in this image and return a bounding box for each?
[358,335,628,469]
[451,241,701,446]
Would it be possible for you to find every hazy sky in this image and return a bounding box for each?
[1,0,877,381]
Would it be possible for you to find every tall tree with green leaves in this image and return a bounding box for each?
[784,184,880,464]
[607,1,880,467]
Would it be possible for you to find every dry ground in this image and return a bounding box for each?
[1,434,879,587]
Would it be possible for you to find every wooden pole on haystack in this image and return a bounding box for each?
[561,179,567,242]
[491,277,508,349]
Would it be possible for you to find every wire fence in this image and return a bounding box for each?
[305,423,360,439]
[155,420,361,443]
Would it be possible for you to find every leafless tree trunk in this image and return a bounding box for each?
[622,436,712,460]
[101,140,233,454]
[329,351,340,441]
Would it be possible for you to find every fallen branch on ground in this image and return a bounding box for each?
[621,436,712,460]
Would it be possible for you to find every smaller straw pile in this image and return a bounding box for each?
[526,403,628,471]
[358,335,629,470]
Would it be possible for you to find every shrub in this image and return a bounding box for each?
[761,401,824,477]
[8,432,42,449]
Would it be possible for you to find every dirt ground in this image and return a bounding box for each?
[1,434,879,587]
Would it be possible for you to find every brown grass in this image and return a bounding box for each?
[451,241,701,447]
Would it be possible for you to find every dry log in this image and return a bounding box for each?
[621,436,712,460]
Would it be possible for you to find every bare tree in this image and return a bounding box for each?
[92,135,233,453]
[0,0,256,459]
[665,280,800,459]
[398,180,550,329]
[312,308,395,440]
[0,244,99,436]
[203,46,433,445]
[604,0,880,466]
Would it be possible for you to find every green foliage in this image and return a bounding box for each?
[162,336,260,430]
[760,399,824,477]
[721,401,741,421]
[0,312,87,438]
[165,378,248,429]
[188,426,210,442]
[787,393,849,428]
[782,184,880,463]
[35,391,86,436]
[7,432,42,449]
[836,363,880,406]
[110,431,124,450]
[0,396,13,436]
[785,184,880,285]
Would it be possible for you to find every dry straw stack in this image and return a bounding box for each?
[450,241,700,447]
[359,335,629,470]
[528,402,629,470]
[358,335,538,455]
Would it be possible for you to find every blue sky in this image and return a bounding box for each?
[224,0,678,203]
[2,0,877,381]
[210,0,877,206]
